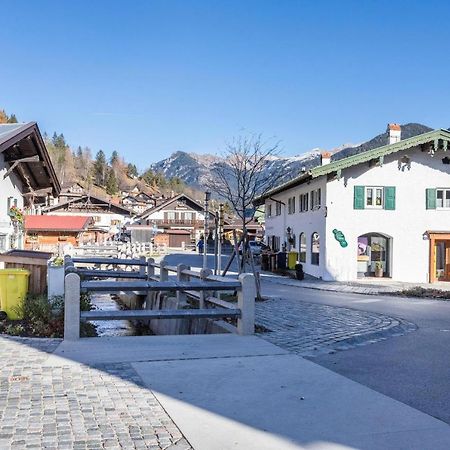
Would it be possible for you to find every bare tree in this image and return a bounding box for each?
[208,133,285,270]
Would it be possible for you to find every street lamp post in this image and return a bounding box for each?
[203,191,211,269]
[217,203,224,274]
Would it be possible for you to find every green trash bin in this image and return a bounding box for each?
[0,269,30,320]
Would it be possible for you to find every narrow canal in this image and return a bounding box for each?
[90,293,136,336]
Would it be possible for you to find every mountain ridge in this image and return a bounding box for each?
[150,123,435,190]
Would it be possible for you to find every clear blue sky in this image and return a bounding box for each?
[2,0,450,169]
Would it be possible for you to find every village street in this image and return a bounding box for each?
[163,252,450,425]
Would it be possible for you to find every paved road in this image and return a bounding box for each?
[262,278,450,425]
[256,296,415,356]
[0,337,191,450]
[163,253,450,425]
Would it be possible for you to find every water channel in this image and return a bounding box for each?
[90,293,136,336]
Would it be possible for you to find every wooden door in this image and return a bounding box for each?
[446,243,450,280]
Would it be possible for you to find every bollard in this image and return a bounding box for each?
[64,273,81,340]
[237,273,256,335]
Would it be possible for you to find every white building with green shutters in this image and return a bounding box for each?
[256,125,450,283]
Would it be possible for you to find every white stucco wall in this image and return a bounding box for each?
[46,211,128,233]
[0,153,24,251]
[326,146,450,283]
[265,146,450,283]
[264,177,327,279]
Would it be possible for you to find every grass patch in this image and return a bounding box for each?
[391,286,450,300]
[0,293,97,338]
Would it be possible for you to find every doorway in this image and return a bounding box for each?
[357,233,392,278]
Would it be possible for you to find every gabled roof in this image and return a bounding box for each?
[0,122,60,197]
[139,193,209,219]
[255,128,450,204]
[44,194,133,215]
[25,215,91,232]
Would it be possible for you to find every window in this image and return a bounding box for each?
[299,193,309,212]
[354,186,395,210]
[310,189,321,210]
[275,202,282,216]
[436,189,450,209]
[299,233,306,262]
[365,187,383,208]
[287,197,296,214]
[267,204,272,218]
[270,235,280,252]
[311,232,320,265]
[0,234,6,251]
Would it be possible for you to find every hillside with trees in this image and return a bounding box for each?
[0,108,198,201]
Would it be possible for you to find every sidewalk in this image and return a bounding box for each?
[261,271,450,296]
[34,334,450,449]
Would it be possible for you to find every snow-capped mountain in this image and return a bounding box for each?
[150,149,322,190]
[149,123,434,190]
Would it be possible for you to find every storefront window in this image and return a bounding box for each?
[299,233,306,262]
[311,232,320,265]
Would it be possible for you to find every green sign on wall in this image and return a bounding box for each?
[333,229,348,248]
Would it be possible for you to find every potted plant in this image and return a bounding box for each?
[374,261,384,278]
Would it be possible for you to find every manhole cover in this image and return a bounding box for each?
[8,375,29,383]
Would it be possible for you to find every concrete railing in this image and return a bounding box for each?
[63,256,255,340]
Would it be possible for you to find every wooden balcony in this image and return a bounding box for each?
[152,219,203,227]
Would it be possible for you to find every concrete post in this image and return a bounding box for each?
[146,258,155,311]
[176,264,189,305]
[237,273,256,335]
[139,255,146,277]
[159,260,169,281]
[64,272,81,340]
[199,268,213,309]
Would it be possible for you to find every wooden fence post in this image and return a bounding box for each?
[64,272,81,340]
[237,273,256,335]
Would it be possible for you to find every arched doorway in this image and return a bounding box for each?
[357,233,392,278]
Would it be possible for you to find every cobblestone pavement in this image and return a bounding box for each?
[0,336,192,450]
[255,296,417,357]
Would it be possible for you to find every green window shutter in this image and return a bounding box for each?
[426,188,436,210]
[354,186,365,209]
[384,186,396,210]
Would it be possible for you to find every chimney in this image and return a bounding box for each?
[321,151,332,166]
[388,123,401,145]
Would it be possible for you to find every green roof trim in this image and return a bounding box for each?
[255,128,450,204]
[310,128,450,178]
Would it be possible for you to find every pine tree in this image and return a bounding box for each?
[7,114,18,123]
[110,150,119,166]
[93,150,107,186]
[105,168,118,195]
[127,163,138,178]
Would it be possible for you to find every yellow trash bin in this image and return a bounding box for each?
[288,251,299,270]
[0,269,30,320]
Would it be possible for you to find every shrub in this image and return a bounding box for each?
[0,293,98,338]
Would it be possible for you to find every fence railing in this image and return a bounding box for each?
[63,255,255,340]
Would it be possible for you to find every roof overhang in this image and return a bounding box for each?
[254,128,450,205]
[0,122,61,197]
